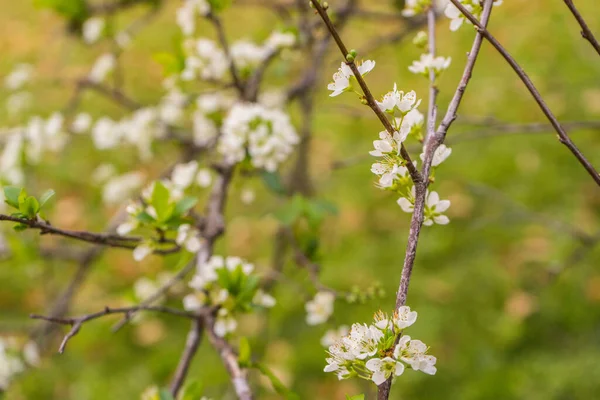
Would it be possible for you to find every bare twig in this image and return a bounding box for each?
[449,0,600,186]
[426,8,438,140]
[562,0,600,56]
[0,214,180,254]
[204,314,253,400]
[208,13,245,95]
[169,319,204,397]
[30,305,202,354]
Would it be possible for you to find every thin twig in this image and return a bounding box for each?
[449,0,600,186]
[308,0,421,183]
[30,305,202,354]
[208,13,245,96]
[562,0,600,56]
[0,214,180,254]
[169,319,204,397]
[426,8,438,140]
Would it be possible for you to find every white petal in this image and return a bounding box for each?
[435,199,451,213]
[434,215,450,225]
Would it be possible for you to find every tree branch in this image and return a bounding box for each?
[563,0,600,56]
[449,0,600,186]
[308,0,422,183]
[169,319,204,397]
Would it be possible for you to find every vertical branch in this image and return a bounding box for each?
[563,0,600,56]
[169,319,204,397]
[377,2,495,399]
[448,0,600,186]
[426,8,438,140]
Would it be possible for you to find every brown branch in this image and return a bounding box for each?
[308,0,421,183]
[378,2,495,398]
[204,313,253,400]
[30,305,202,354]
[0,214,180,255]
[563,0,600,56]
[169,319,204,397]
[208,13,245,96]
[449,0,600,186]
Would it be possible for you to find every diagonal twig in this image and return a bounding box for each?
[562,0,600,56]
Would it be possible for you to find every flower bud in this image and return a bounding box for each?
[412,31,428,49]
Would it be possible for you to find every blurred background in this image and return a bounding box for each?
[0,0,599,399]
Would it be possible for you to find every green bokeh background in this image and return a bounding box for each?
[1,0,599,399]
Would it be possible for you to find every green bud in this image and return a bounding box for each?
[412,31,428,49]
[360,97,368,105]
[345,53,355,62]
[323,1,329,9]
[349,49,357,58]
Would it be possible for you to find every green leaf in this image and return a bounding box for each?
[273,195,305,225]
[33,0,88,21]
[158,388,174,400]
[261,171,287,196]
[20,196,40,219]
[151,181,173,222]
[254,363,299,399]
[207,0,231,13]
[3,186,22,209]
[39,189,56,209]
[346,395,365,400]
[173,196,198,217]
[238,337,251,367]
[13,224,28,232]
[180,380,204,400]
[153,52,185,76]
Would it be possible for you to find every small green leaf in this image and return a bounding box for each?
[173,196,198,216]
[158,388,174,400]
[238,337,251,367]
[39,189,56,209]
[180,380,204,400]
[208,0,231,12]
[3,186,21,209]
[20,196,40,219]
[136,211,156,224]
[13,224,28,232]
[261,171,287,196]
[254,363,299,399]
[346,395,365,400]
[151,181,173,222]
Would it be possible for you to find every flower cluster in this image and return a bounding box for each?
[324,306,436,386]
[306,291,336,325]
[181,39,229,82]
[4,63,32,116]
[193,91,234,146]
[0,337,40,391]
[176,0,211,36]
[402,0,433,17]
[328,60,375,97]
[408,53,452,79]
[183,255,276,337]
[219,102,299,172]
[445,0,504,31]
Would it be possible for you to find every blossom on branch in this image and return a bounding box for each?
[328,60,375,97]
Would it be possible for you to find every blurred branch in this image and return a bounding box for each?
[330,120,600,170]
[169,318,204,397]
[30,305,205,354]
[207,13,245,96]
[204,313,253,400]
[426,9,438,140]
[0,214,180,254]
[449,0,600,186]
[562,0,600,56]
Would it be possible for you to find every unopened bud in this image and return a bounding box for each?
[412,31,428,49]
[360,97,368,105]
[345,53,355,62]
[323,1,329,9]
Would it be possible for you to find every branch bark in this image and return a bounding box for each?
[169,319,204,397]
[449,0,600,186]
[563,0,600,56]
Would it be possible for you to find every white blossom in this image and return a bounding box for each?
[133,243,153,262]
[305,291,335,325]
[6,92,32,116]
[445,0,503,31]
[193,112,219,146]
[253,289,276,308]
[88,53,115,83]
[71,113,92,133]
[365,357,405,385]
[176,0,211,36]
[22,342,40,367]
[424,190,451,225]
[420,143,452,167]
[102,172,145,205]
[321,325,350,348]
[376,84,421,114]
[182,39,228,81]
[4,64,32,90]
[92,163,117,184]
[402,0,432,17]
[394,336,437,375]
[176,224,203,253]
[219,103,299,172]
[196,168,212,188]
[214,309,237,337]
[240,188,255,205]
[394,305,418,330]
[408,53,452,77]
[171,161,199,190]
[264,31,296,51]
[92,117,121,149]
[328,60,375,97]
[82,17,105,44]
